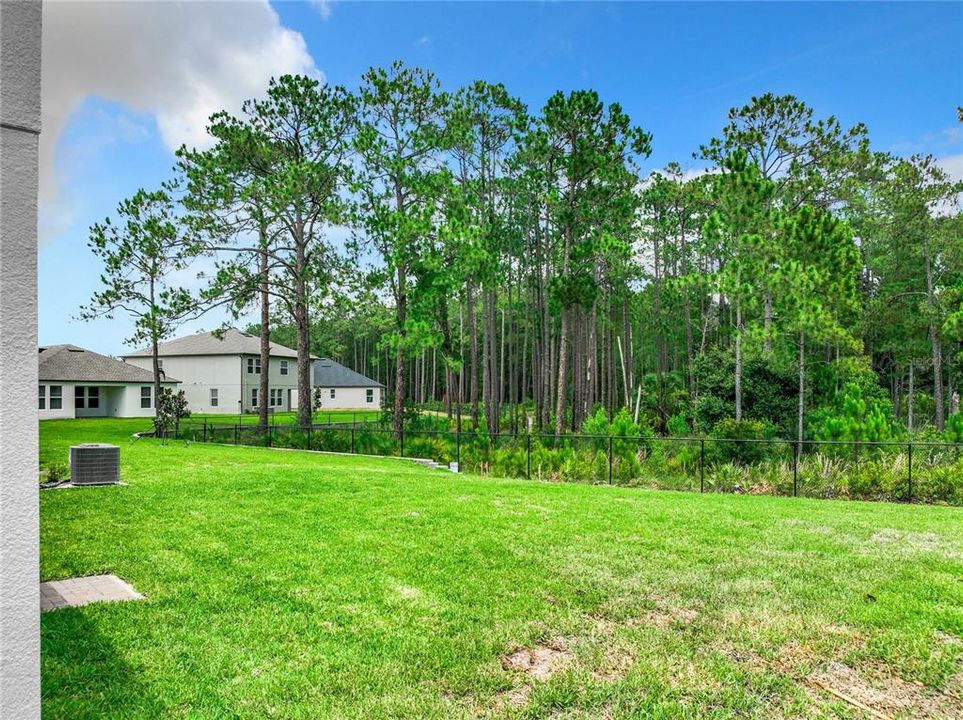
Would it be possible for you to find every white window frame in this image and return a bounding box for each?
[140,386,152,409]
[49,385,62,410]
[210,388,218,407]
[280,360,288,376]
[366,388,374,404]
[38,384,45,410]
[251,388,259,408]
[329,388,336,399]
[247,357,261,374]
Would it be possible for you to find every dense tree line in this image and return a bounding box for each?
[83,65,963,442]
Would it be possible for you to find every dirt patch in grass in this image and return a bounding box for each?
[870,529,962,559]
[489,686,531,711]
[810,661,963,719]
[501,639,572,680]
[632,607,700,629]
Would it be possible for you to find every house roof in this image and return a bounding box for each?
[39,345,180,384]
[313,357,383,388]
[123,328,310,359]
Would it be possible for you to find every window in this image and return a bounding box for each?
[157,359,164,369]
[246,358,261,374]
[366,388,374,404]
[251,388,259,408]
[75,385,86,409]
[39,385,45,410]
[141,386,152,409]
[280,360,288,376]
[87,386,100,409]
[270,388,282,407]
[329,388,336,399]
[49,386,62,410]
[210,388,219,407]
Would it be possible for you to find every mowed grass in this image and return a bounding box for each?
[40,418,963,719]
[186,409,384,426]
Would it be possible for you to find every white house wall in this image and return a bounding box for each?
[114,383,177,418]
[316,386,382,410]
[0,2,42,715]
[240,355,301,412]
[38,382,176,419]
[126,354,241,414]
[37,382,75,420]
[126,354,305,414]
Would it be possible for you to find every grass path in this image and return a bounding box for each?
[40,419,963,718]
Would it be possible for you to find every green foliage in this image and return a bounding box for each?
[42,462,70,484]
[693,348,797,433]
[154,388,191,438]
[665,412,689,436]
[708,418,774,465]
[944,413,963,443]
[811,383,896,443]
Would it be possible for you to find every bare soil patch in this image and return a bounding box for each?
[810,661,963,719]
[501,639,572,680]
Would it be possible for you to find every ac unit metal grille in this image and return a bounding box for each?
[70,444,120,485]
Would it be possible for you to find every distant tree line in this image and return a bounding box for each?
[81,65,963,444]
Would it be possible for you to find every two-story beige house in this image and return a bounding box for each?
[122,329,308,414]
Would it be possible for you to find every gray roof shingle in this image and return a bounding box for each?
[123,328,306,359]
[39,345,179,384]
[313,358,383,388]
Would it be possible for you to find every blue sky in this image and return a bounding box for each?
[39,1,963,355]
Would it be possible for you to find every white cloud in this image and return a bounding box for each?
[40,1,320,235]
[935,153,963,183]
[310,0,333,20]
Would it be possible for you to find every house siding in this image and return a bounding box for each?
[38,382,177,419]
[0,1,42,715]
[316,386,382,410]
[125,354,305,414]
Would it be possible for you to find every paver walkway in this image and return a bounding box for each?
[40,574,143,612]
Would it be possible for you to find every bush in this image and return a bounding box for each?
[42,462,70,483]
[707,418,775,465]
[811,383,896,444]
[944,413,963,443]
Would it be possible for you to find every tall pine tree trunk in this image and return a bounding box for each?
[734,299,743,421]
[258,236,270,431]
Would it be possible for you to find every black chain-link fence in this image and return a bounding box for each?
[174,420,963,505]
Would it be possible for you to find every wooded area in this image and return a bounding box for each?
[82,64,963,443]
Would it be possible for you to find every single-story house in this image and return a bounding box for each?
[312,357,383,409]
[39,344,180,419]
[122,328,312,414]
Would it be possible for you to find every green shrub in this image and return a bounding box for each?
[707,418,774,465]
[43,462,70,483]
[811,383,896,444]
[944,413,963,443]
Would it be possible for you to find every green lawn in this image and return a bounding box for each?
[186,408,384,426]
[40,418,963,719]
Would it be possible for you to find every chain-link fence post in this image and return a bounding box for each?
[700,438,705,493]
[608,435,613,484]
[350,426,355,454]
[793,441,800,497]
[527,433,532,480]
[907,441,913,503]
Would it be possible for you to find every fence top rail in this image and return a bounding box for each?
[177,424,963,449]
